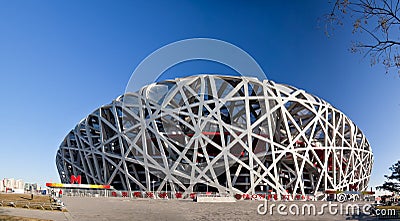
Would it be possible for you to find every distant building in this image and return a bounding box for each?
[15,179,24,189]
[24,183,38,192]
[3,178,14,189]
[2,178,25,192]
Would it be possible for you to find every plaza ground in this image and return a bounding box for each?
[0,196,390,221]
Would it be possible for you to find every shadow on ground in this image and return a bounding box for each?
[0,208,6,215]
[345,214,378,220]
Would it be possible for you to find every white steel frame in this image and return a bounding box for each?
[56,75,373,199]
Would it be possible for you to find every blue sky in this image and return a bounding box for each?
[0,1,399,190]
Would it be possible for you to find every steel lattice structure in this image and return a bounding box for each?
[56,75,373,199]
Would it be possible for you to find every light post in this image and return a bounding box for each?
[165,179,168,200]
[264,182,269,209]
[151,180,156,198]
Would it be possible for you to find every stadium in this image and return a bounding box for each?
[56,74,373,199]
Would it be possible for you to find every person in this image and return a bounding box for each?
[59,189,63,198]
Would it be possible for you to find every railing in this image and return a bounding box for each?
[63,189,111,197]
[196,192,231,198]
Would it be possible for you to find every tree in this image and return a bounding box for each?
[326,0,400,74]
[376,160,400,193]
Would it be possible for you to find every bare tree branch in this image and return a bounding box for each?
[326,0,400,75]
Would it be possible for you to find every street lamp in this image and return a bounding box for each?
[165,179,168,200]
[151,180,156,198]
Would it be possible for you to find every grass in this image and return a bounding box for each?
[0,215,52,221]
[0,194,51,204]
[0,193,66,212]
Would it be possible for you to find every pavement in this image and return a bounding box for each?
[0,197,387,221]
[0,206,69,220]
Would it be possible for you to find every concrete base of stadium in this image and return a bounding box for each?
[195,195,236,203]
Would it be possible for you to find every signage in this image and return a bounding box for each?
[45,183,111,189]
[70,175,81,184]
